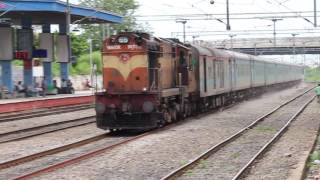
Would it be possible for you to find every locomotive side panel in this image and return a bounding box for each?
[158,40,176,89]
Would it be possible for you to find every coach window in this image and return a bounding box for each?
[213,60,216,89]
[179,51,186,66]
[203,57,207,92]
[220,61,224,88]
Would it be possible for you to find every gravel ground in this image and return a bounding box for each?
[31,83,313,180]
[0,123,105,163]
[0,117,95,143]
[177,90,315,180]
[242,100,320,180]
[0,134,131,179]
[305,139,320,180]
[0,109,95,134]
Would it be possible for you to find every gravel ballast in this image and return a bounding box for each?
[29,84,314,180]
[243,99,320,180]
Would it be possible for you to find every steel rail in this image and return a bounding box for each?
[0,104,93,123]
[232,95,316,180]
[0,90,245,176]
[14,131,152,180]
[161,86,315,180]
[0,116,96,143]
[0,133,107,170]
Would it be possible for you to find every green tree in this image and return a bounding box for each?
[70,33,89,57]
[79,0,149,51]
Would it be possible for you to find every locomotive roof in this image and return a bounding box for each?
[160,38,190,49]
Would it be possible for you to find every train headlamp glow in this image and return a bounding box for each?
[108,104,116,109]
[142,101,154,113]
[118,36,129,44]
[142,87,147,92]
[95,102,106,113]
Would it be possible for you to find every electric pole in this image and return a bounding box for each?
[226,0,230,30]
[314,0,317,27]
[176,19,187,43]
[271,18,282,47]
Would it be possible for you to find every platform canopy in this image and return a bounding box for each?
[0,0,122,25]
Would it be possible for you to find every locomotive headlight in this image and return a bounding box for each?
[142,101,154,113]
[95,102,106,114]
[142,87,147,92]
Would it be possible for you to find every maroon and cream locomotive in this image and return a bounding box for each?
[95,32,303,130]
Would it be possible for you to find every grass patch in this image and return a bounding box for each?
[179,160,189,166]
[255,125,276,133]
[307,150,320,168]
[198,159,208,169]
[305,67,320,82]
[185,169,194,176]
[231,152,241,159]
[310,151,320,162]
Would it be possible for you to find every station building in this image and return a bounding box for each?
[0,0,122,92]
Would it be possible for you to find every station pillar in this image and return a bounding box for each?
[0,61,13,92]
[18,18,34,87]
[40,24,53,86]
[57,24,70,81]
[0,26,14,92]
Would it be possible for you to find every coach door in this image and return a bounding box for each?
[229,57,235,90]
[178,50,189,86]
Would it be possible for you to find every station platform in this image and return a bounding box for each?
[0,91,95,113]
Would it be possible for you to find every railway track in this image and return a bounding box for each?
[13,131,152,180]
[0,133,108,171]
[0,104,94,123]
[0,116,96,143]
[161,87,316,180]
[2,86,314,179]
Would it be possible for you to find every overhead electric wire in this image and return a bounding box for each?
[136,15,320,21]
[135,11,320,17]
[271,0,315,26]
[173,31,320,37]
[173,28,320,34]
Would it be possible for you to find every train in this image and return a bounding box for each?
[95,32,304,131]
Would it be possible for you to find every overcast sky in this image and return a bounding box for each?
[69,0,320,65]
[138,0,320,40]
[71,0,320,41]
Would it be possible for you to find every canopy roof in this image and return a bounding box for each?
[0,0,122,25]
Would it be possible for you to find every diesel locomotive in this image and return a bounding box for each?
[95,32,303,131]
